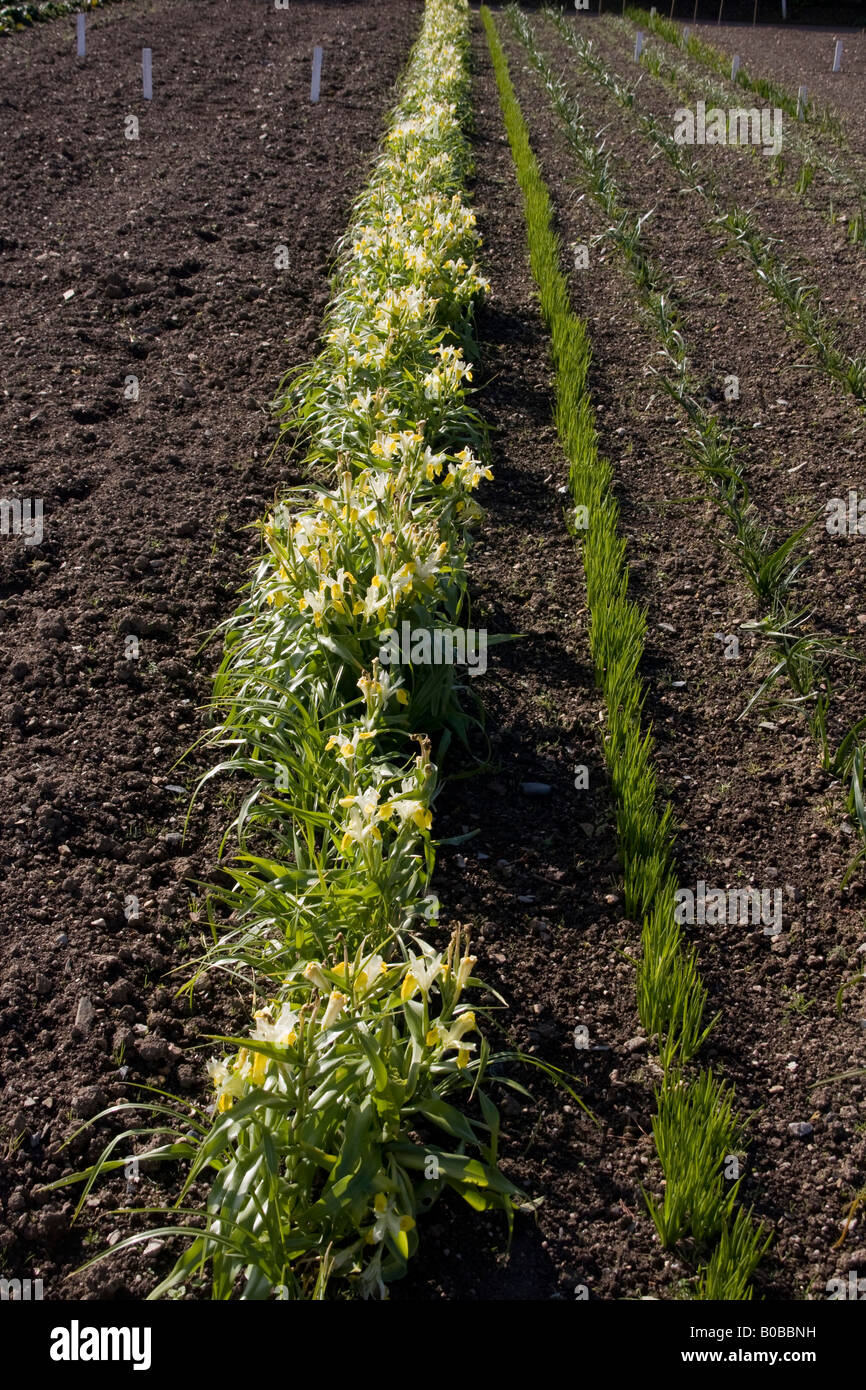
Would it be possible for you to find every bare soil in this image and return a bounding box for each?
[0,0,862,1305]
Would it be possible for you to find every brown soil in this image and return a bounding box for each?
[0,0,421,1300]
[1,0,863,1306]
[599,13,866,363]
[688,16,866,132]
[553,13,866,722]
[402,6,866,1300]
[408,2,861,1301]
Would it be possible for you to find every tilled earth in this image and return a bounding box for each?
[404,8,866,1300]
[0,0,421,1300]
[0,0,863,1305]
[598,12,866,365]
[687,14,866,135]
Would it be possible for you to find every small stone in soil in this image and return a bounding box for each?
[74,995,96,1031]
[788,1121,813,1139]
[73,1086,108,1119]
[136,1035,170,1066]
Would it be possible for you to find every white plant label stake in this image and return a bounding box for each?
[76,12,85,58]
[833,40,843,73]
[311,45,323,103]
[731,54,740,80]
[797,84,806,120]
[142,47,153,101]
[634,30,643,61]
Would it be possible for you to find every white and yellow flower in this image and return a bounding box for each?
[319,991,348,1031]
[426,1010,477,1068]
[400,949,443,1001]
[367,1192,415,1253]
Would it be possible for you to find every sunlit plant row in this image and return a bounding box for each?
[488,5,768,1299]
[69,0,528,1301]
[541,7,866,879]
[624,3,842,137]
